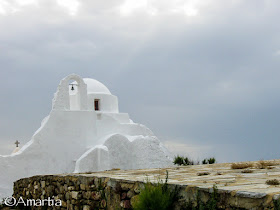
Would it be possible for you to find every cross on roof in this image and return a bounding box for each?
[15,140,20,147]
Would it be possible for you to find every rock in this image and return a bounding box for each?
[124,200,131,208]
[68,186,75,191]
[120,200,131,209]
[121,192,127,199]
[273,194,280,200]
[121,183,134,191]
[83,205,90,210]
[133,185,141,194]
[41,181,46,188]
[235,191,266,199]
[71,191,79,199]
[101,199,106,208]
[83,191,92,199]
[92,191,101,200]
[62,200,67,207]
[65,192,70,200]
[127,190,134,198]
[80,184,86,191]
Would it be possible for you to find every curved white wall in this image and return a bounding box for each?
[87,93,119,113]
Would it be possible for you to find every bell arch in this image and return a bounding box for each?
[52,74,88,111]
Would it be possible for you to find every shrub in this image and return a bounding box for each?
[132,171,180,210]
[173,155,184,165]
[202,157,216,164]
[274,199,280,210]
[173,155,195,166]
[184,157,194,165]
[208,158,216,164]
[266,179,280,185]
[174,155,217,166]
[231,162,253,169]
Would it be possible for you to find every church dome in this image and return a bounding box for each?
[83,78,111,94]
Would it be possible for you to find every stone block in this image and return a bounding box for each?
[71,191,79,199]
[41,181,46,188]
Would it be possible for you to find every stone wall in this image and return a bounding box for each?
[13,174,143,210]
[10,173,280,209]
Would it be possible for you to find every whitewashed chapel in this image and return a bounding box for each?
[0,74,172,198]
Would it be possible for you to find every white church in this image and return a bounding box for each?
[0,74,172,198]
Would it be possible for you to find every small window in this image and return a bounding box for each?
[94,99,100,111]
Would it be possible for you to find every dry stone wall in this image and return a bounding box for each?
[12,174,142,210]
[9,173,280,209]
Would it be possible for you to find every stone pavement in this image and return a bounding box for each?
[76,159,280,199]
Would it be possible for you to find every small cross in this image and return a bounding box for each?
[15,140,20,147]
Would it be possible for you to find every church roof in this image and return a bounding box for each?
[83,78,111,94]
[70,78,111,95]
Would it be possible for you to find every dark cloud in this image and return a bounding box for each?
[0,0,280,162]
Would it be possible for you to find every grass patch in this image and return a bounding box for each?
[266,179,280,185]
[231,162,253,169]
[132,171,180,210]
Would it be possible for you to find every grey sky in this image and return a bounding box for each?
[0,0,280,162]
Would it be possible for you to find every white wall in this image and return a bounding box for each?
[0,110,97,198]
[87,93,119,113]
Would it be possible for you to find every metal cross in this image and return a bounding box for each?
[15,140,20,147]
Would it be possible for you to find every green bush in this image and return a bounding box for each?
[184,157,194,165]
[174,155,217,166]
[173,155,196,166]
[208,158,216,164]
[202,159,207,164]
[202,157,216,164]
[132,171,180,210]
[173,155,184,165]
[274,199,280,210]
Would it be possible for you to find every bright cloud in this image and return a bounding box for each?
[57,0,80,15]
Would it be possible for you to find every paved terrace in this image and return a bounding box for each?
[12,159,280,209]
[76,159,280,198]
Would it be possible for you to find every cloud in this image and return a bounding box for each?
[0,0,280,162]
[163,140,214,160]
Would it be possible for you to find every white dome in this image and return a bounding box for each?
[83,78,111,94]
